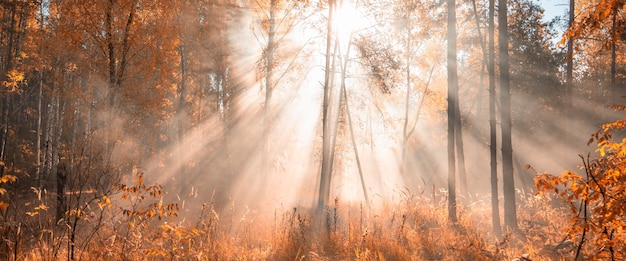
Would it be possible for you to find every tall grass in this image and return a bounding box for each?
[2,183,578,261]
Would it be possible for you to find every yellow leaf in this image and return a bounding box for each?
[0,174,16,183]
[34,204,48,211]
[0,202,8,212]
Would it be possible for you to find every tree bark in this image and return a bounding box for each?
[447,0,458,223]
[401,4,412,174]
[488,0,502,237]
[318,0,335,212]
[566,0,574,116]
[56,163,67,223]
[454,106,468,199]
[176,12,187,147]
[498,0,518,231]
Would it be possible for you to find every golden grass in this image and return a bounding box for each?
[2,190,576,260]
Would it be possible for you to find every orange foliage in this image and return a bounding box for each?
[535,104,626,260]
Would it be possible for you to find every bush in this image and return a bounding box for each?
[535,105,626,260]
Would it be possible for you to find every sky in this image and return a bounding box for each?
[540,0,569,23]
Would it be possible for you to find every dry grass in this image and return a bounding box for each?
[0,186,580,261]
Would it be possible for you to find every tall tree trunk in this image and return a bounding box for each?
[105,0,136,154]
[498,0,518,231]
[176,12,187,147]
[338,30,368,206]
[318,0,335,212]
[401,4,413,174]
[488,0,502,237]
[36,2,45,188]
[447,0,458,223]
[0,4,17,161]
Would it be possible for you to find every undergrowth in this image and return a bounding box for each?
[1,179,575,260]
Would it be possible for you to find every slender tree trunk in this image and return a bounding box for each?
[447,0,458,223]
[401,5,413,174]
[44,92,55,178]
[337,30,368,206]
[0,95,9,161]
[454,106,468,199]
[36,3,44,188]
[318,0,335,212]
[0,5,17,161]
[36,68,43,187]
[176,12,187,147]
[105,0,116,155]
[52,88,63,179]
[488,0,502,237]
[611,9,617,99]
[498,0,518,231]
[566,0,574,117]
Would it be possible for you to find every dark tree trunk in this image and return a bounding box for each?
[56,163,67,223]
[447,0,458,223]
[488,0,502,237]
[498,0,518,231]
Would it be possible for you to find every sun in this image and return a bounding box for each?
[333,1,367,44]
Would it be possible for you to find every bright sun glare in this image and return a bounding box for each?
[333,1,366,44]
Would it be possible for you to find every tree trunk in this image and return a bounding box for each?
[498,0,518,231]
[318,0,335,212]
[36,67,43,187]
[176,12,187,147]
[566,0,574,116]
[36,2,45,188]
[488,0,502,237]
[56,163,67,223]
[338,31,368,206]
[0,4,17,161]
[401,5,413,174]
[447,0,458,223]
[611,9,617,99]
[454,106,468,199]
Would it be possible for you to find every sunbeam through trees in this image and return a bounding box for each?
[0,0,625,259]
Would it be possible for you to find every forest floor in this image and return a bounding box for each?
[3,187,580,261]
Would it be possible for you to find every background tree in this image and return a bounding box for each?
[499,0,519,231]
[488,0,501,237]
[447,0,458,223]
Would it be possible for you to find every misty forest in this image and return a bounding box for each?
[1,0,625,260]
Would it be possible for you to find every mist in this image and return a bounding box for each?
[1,0,625,259]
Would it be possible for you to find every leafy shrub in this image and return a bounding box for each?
[535,105,626,260]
